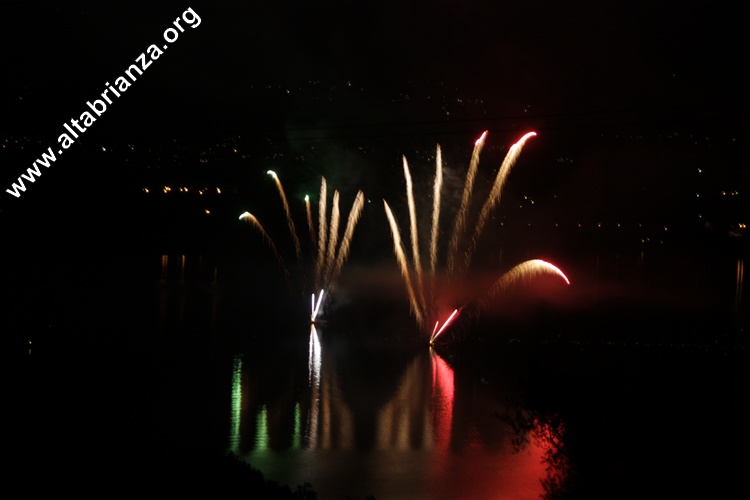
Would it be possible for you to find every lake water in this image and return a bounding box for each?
[6,242,749,498]
[232,331,549,499]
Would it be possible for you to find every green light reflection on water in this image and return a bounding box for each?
[228,354,243,454]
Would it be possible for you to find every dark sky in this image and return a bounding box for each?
[0,0,748,322]
[0,0,747,231]
[1,0,745,138]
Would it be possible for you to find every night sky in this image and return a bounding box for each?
[3,4,749,494]
[1,0,748,248]
[2,1,744,129]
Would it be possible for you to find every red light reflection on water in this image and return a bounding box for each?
[241,346,556,499]
[428,349,549,499]
[426,432,548,499]
[430,348,454,450]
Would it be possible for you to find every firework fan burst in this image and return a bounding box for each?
[382,131,570,344]
[240,171,365,323]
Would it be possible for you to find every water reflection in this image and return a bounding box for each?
[430,347,454,451]
[306,326,321,449]
[497,404,569,499]
[229,354,242,454]
[229,326,554,499]
[157,253,220,336]
[308,325,355,450]
[735,258,745,345]
[736,258,744,307]
[373,347,454,452]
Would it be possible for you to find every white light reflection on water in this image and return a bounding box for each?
[306,325,321,448]
[231,330,549,499]
[312,326,354,451]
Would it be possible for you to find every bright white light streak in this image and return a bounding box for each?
[311,289,325,320]
[432,321,439,338]
[309,325,322,387]
[307,325,322,447]
[430,308,459,343]
[475,130,487,146]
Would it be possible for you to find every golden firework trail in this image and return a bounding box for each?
[242,173,365,322]
[383,131,569,339]
[267,170,302,265]
[315,177,328,286]
[329,190,365,287]
[446,130,486,273]
[305,194,316,253]
[239,211,290,282]
[402,157,426,314]
[384,200,424,327]
[429,145,443,277]
[464,131,537,270]
[324,190,341,287]
[483,259,570,306]
[310,182,365,293]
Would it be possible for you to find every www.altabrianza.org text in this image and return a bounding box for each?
[5,7,201,199]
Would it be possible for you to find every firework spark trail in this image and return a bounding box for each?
[383,131,569,339]
[430,308,459,343]
[403,157,426,314]
[430,145,443,277]
[315,177,328,285]
[311,289,325,321]
[242,173,365,323]
[323,190,341,287]
[447,130,487,274]
[268,170,302,265]
[330,190,365,286]
[428,145,443,308]
[384,200,424,327]
[305,194,316,254]
[464,132,537,270]
[239,212,290,281]
[484,259,570,305]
